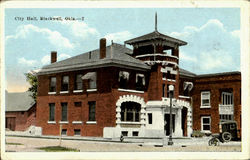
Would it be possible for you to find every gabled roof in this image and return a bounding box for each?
[125,31,187,46]
[38,43,151,75]
[6,91,35,112]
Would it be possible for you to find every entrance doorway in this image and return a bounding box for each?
[6,117,16,131]
[164,114,175,136]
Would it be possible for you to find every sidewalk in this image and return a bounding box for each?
[5,130,241,147]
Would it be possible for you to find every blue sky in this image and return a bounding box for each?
[5,8,240,92]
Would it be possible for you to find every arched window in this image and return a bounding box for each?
[121,102,141,122]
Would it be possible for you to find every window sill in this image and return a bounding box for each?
[179,95,191,99]
[200,106,211,109]
[59,121,69,124]
[48,92,56,95]
[60,91,69,94]
[86,121,97,124]
[87,89,97,92]
[47,121,56,124]
[73,90,83,93]
[117,121,142,125]
[72,121,83,124]
[201,130,211,133]
[118,88,144,94]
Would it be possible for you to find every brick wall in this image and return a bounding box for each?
[6,104,36,131]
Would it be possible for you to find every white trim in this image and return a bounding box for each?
[117,122,142,125]
[144,60,178,67]
[200,105,211,109]
[178,95,191,99]
[86,121,97,124]
[87,89,97,92]
[48,92,56,95]
[73,90,83,93]
[72,121,83,124]
[135,53,178,59]
[201,116,211,132]
[167,79,176,82]
[118,88,144,94]
[59,121,69,124]
[47,121,56,124]
[60,91,69,94]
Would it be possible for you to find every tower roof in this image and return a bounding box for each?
[124,30,187,46]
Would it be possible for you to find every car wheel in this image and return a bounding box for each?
[222,132,232,142]
[208,138,219,146]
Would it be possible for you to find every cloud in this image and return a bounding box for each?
[168,19,240,74]
[231,30,240,38]
[6,24,74,49]
[104,31,133,44]
[41,53,71,65]
[59,20,99,40]
[18,57,37,66]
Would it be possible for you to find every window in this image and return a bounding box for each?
[148,113,152,124]
[166,71,175,80]
[201,91,210,107]
[61,129,67,136]
[119,71,129,89]
[75,74,83,90]
[61,103,68,121]
[61,76,69,91]
[162,84,166,97]
[74,102,82,107]
[49,103,55,121]
[221,92,233,105]
[121,102,141,122]
[121,131,128,137]
[201,116,211,132]
[49,77,56,92]
[132,131,139,137]
[74,129,81,136]
[88,101,96,121]
[136,74,145,91]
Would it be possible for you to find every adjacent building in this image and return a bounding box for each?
[5,91,36,131]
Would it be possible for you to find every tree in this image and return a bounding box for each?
[25,71,38,101]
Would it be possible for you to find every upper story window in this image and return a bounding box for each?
[61,76,69,91]
[136,74,145,91]
[88,101,96,121]
[82,72,96,90]
[49,77,56,92]
[75,74,83,90]
[166,71,175,80]
[201,91,210,108]
[221,92,233,105]
[119,71,129,89]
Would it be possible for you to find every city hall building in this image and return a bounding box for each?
[36,21,241,138]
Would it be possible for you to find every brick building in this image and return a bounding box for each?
[35,19,241,138]
[5,91,36,131]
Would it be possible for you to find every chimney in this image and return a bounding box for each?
[51,51,57,63]
[100,38,106,59]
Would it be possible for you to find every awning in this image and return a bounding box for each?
[82,72,96,81]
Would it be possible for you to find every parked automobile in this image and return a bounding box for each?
[208,120,239,146]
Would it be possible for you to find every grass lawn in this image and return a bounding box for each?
[6,142,23,145]
[37,146,80,152]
